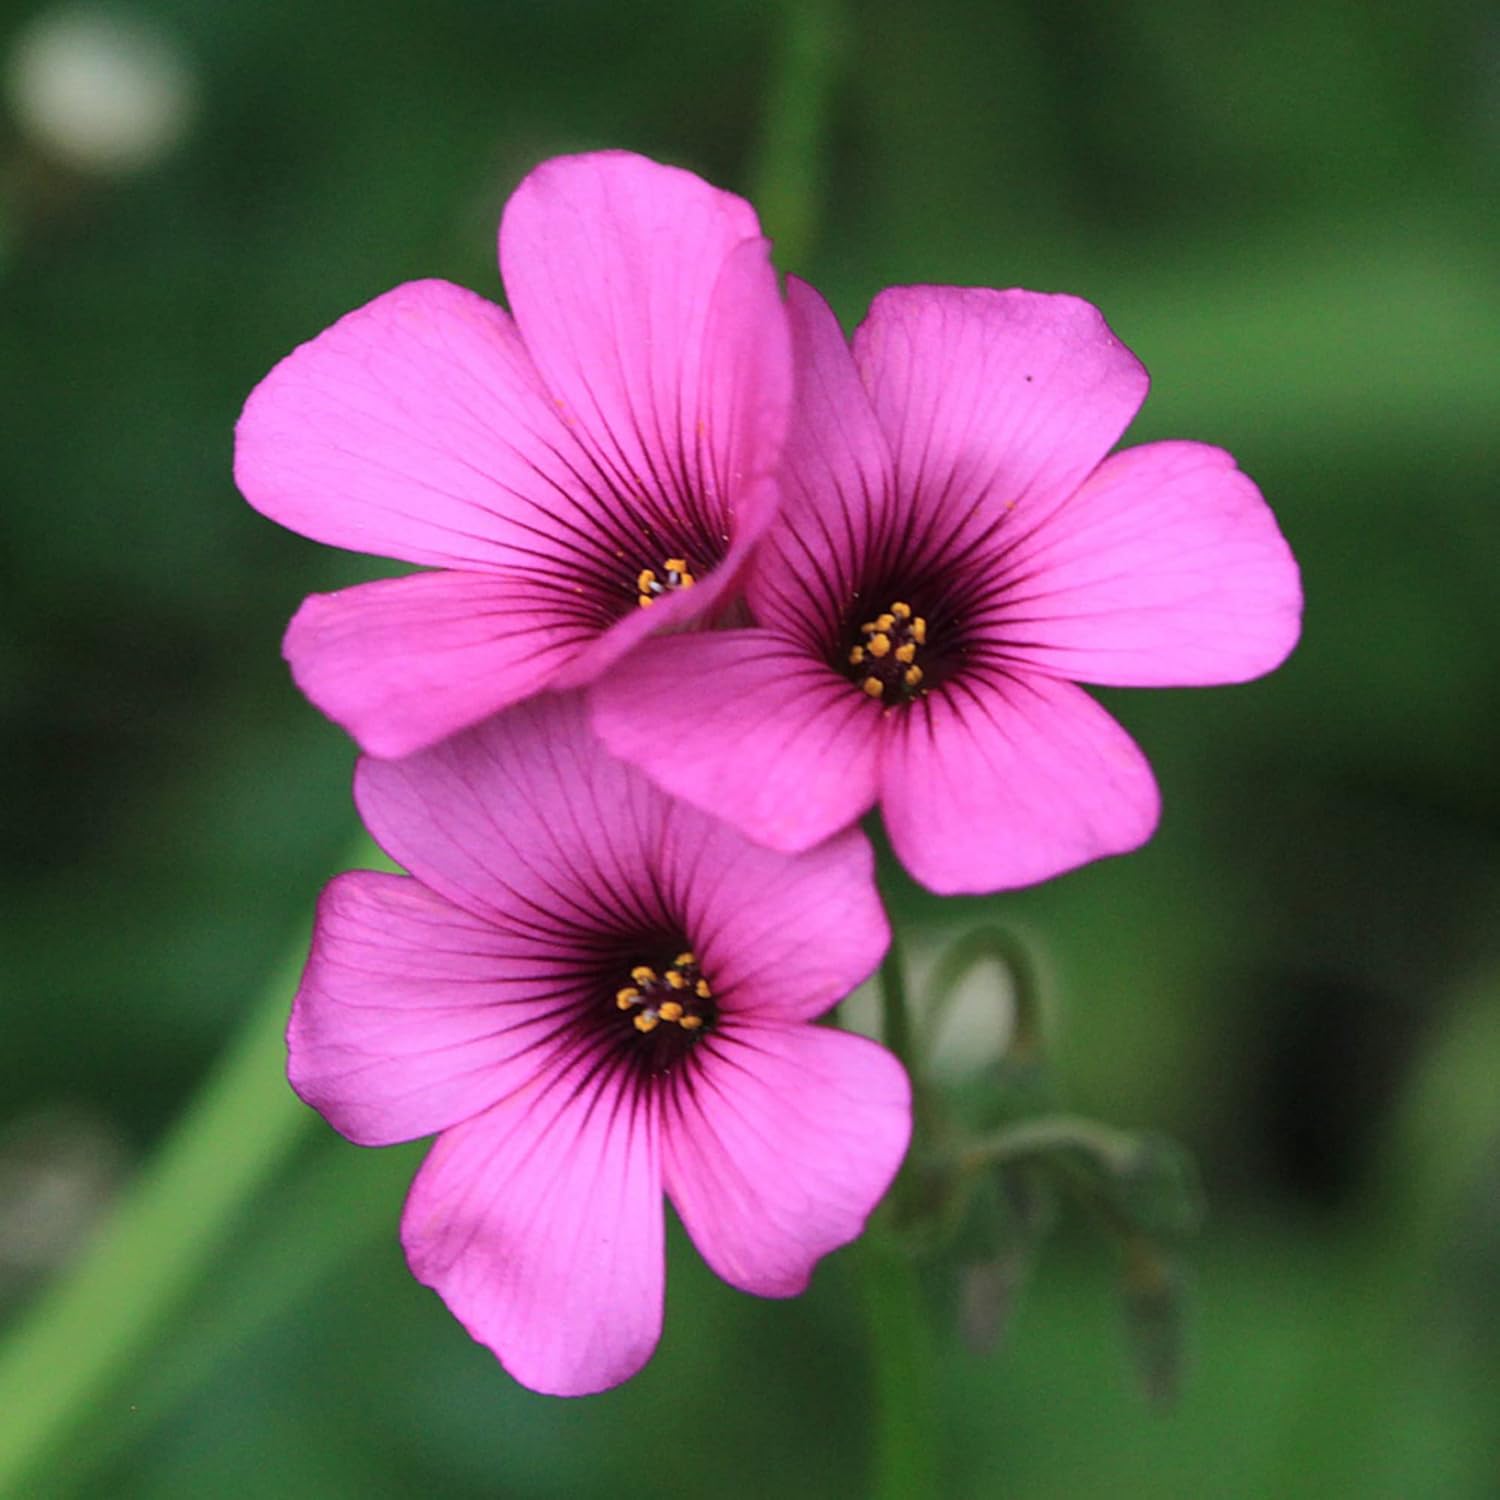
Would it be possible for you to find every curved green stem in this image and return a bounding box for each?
[959,1113,1139,1175]
[0,839,373,1497]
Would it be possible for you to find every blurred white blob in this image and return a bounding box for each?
[0,1105,126,1299]
[4,6,197,175]
[843,937,1018,1077]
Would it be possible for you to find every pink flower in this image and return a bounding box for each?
[234,151,791,758]
[288,693,910,1396]
[594,280,1303,894]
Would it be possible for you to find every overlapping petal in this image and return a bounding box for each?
[402,1073,662,1397]
[744,277,897,639]
[663,1024,910,1296]
[354,694,665,936]
[591,630,882,854]
[986,440,1304,687]
[500,152,784,540]
[283,571,590,759]
[881,666,1160,893]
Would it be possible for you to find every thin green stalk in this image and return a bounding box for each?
[878,928,916,1073]
[0,840,373,1497]
[854,1237,939,1500]
[747,0,844,271]
[850,934,940,1500]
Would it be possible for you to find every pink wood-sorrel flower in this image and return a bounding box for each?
[288,693,910,1396]
[594,279,1303,894]
[234,151,791,758]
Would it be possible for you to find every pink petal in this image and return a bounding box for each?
[989,441,1304,686]
[353,694,664,932]
[745,277,897,636]
[284,571,593,759]
[660,809,890,1023]
[499,153,790,558]
[288,871,598,1146]
[235,278,626,575]
[852,287,1149,561]
[663,1024,910,1296]
[881,667,1160,893]
[589,630,883,853]
[402,1075,662,1396]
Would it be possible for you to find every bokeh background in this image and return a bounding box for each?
[3,0,1498,1494]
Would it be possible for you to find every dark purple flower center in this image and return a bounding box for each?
[843,600,929,703]
[635,556,697,609]
[613,950,715,1073]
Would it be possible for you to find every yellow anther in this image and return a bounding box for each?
[615,987,640,1009]
[665,969,687,989]
[867,633,892,658]
[874,613,896,632]
[675,951,697,967]
[679,1015,704,1031]
[911,617,927,644]
[631,965,657,985]
[664,558,689,574]
[862,677,885,699]
[848,645,865,666]
[891,601,912,620]
[894,642,916,664]
[695,979,712,999]
[658,1000,685,1022]
[678,573,696,589]
[904,664,924,688]
[634,1013,660,1033]
[637,593,655,608]
[637,569,657,593]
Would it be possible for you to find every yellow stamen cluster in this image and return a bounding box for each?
[637,558,696,608]
[615,951,711,1034]
[848,601,928,701]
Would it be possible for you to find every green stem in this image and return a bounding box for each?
[0,840,373,1497]
[747,0,844,271]
[854,1238,940,1500]
[878,928,916,1072]
[849,935,940,1500]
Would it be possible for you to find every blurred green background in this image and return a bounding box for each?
[2,0,1498,1494]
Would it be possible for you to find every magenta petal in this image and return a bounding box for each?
[882,669,1160,893]
[994,440,1304,686]
[590,630,882,852]
[284,571,591,758]
[664,1024,909,1296]
[235,278,619,572]
[499,153,786,539]
[402,1081,662,1397]
[746,277,896,633]
[289,872,590,1146]
[852,286,1149,551]
[354,694,661,930]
